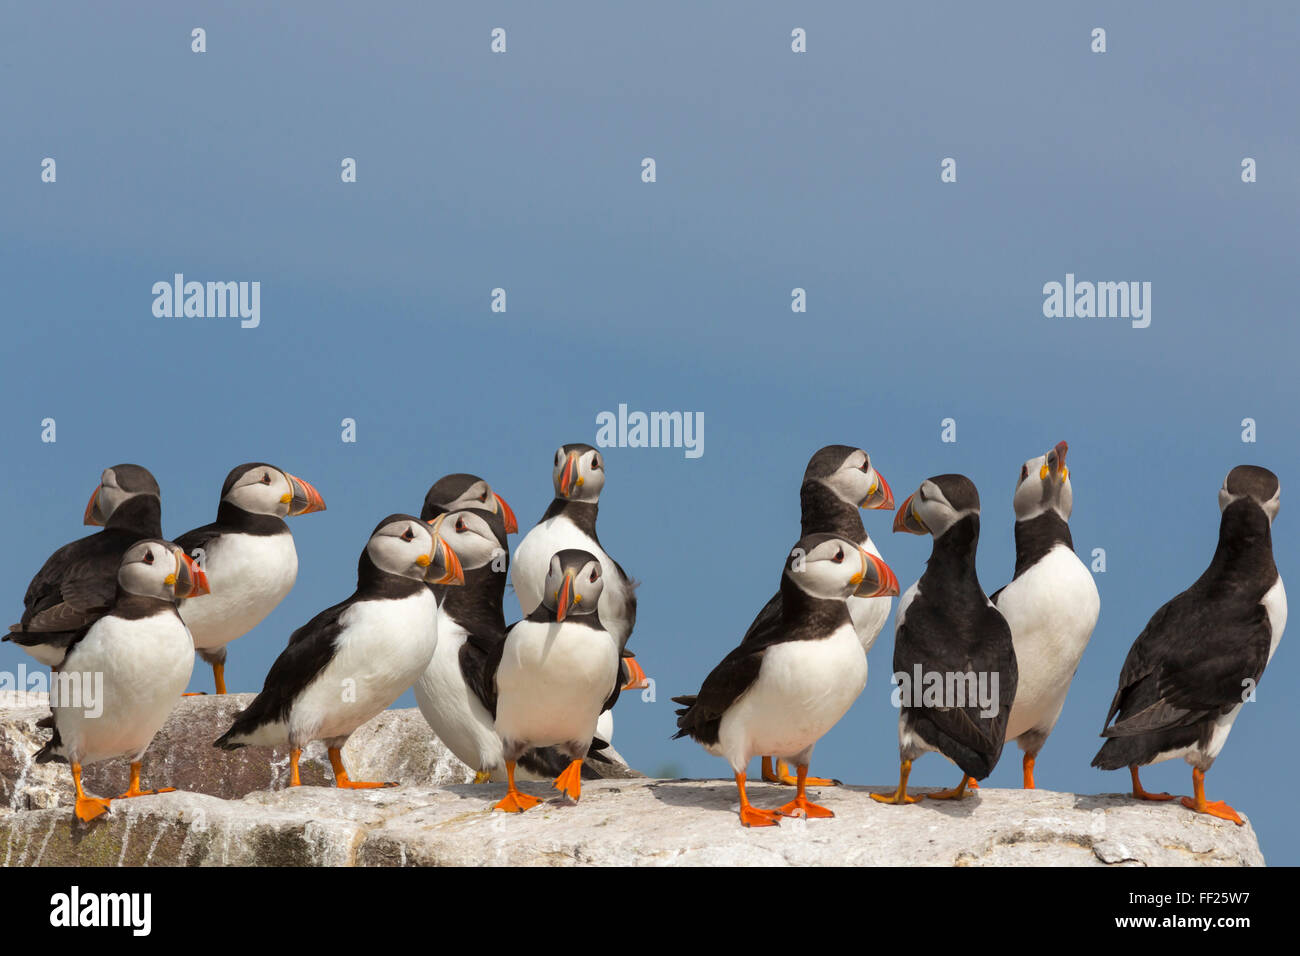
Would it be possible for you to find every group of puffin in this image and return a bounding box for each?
[2,443,1286,833]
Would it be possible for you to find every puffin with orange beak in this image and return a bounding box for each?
[490,549,622,811]
[513,444,644,752]
[873,474,1018,806]
[990,442,1099,788]
[175,462,327,693]
[34,540,209,822]
[736,445,895,787]
[6,464,163,668]
[216,514,462,789]
[674,533,899,826]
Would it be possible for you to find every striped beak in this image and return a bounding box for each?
[173,549,211,598]
[861,470,895,511]
[893,494,928,535]
[852,549,899,598]
[558,452,580,498]
[555,571,575,622]
[285,473,326,516]
[83,484,106,526]
[425,533,465,586]
[495,492,519,534]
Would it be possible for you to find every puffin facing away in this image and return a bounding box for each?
[6,464,162,667]
[215,515,462,789]
[36,540,209,821]
[990,442,1099,788]
[674,534,898,826]
[1092,466,1285,824]
[176,462,326,693]
[490,549,622,812]
[743,444,895,786]
[875,475,1018,805]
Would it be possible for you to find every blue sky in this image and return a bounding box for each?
[3,2,1298,862]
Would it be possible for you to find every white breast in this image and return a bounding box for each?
[180,532,299,651]
[287,590,438,748]
[998,546,1100,743]
[712,624,868,773]
[513,516,634,646]
[495,619,620,750]
[52,611,194,765]
[413,610,503,772]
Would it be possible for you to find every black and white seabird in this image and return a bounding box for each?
[489,549,623,811]
[1092,465,1286,825]
[674,534,899,826]
[35,540,209,821]
[175,462,326,693]
[990,441,1099,788]
[214,515,462,788]
[741,445,895,786]
[421,472,518,535]
[6,464,163,668]
[874,475,1018,804]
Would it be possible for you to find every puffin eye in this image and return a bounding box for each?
[832,548,844,563]
[455,518,467,533]
[261,473,271,485]
[143,551,155,565]
[589,568,599,582]
[401,527,414,542]
[478,492,487,502]
[1020,465,1029,481]
[590,455,601,470]
[859,458,870,472]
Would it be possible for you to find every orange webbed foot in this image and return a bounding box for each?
[1133,788,1176,802]
[928,776,975,800]
[75,795,112,822]
[738,804,782,827]
[117,786,176,799]
[494,789,543,813]
[337,779,398,789]
[1181,796,1244,825]
[871,790,922,805]
[778,796,835,819]
[552,760,584,802]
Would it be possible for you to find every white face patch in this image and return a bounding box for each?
[225,467,292,516]
[367,520,435,579]
[439,510,501,571]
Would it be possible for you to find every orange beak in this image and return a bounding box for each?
[433,535,465,586]
[286,474,326,515]
[862,471,895,510]
[555,572,574,622]
[893,493,928,535]
[620,655,651,691]
[495,492,519,534]
[856,551,900,598]
[179,552,211,598]
[558,453,579,498]
[83,485,105,526]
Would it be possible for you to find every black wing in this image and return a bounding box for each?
[215,597,351,748]
[173,522,226,560]
[16,532,128,633]
[458,622,508,719]
[894,598,1017,780]
[1100,589,1273,739]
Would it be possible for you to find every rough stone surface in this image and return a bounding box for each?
[0,692,635,814]
[0,693,1265,866]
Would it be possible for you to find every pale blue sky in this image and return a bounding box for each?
[2,2,1297,861]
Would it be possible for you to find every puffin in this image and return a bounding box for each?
[34,540,209,821]
[175,462,326,693]
[673,534,899,826]
[741,445,895,786]
[990,441,1099,788]
[6,464,163,667]
[874,475,1018,804]
[489,549,623,811]
[215,515,462,788]
[421,472,518,535]
[1092,465,1285,824]
[512,444,647,740]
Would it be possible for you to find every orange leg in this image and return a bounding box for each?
[735,771,781,827]
[929,774,975,800]
[493,761,542,813]
[1180,767,1244,825]
[1022,753,1036,790]
[771,758,837,787]
[116,761,175,799]
[761,756,780,783]
[71,763,111,822]
[289,748,302,787]
[553,759,583,802]
[967,777,980,789]
[213,663,227,695]
[872,759,922,805]
[778,764,835,819]
[1130,765,1174,801]
[329,746,397,789]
